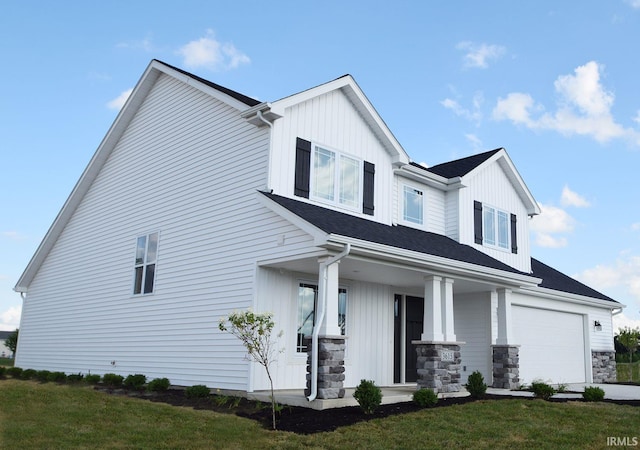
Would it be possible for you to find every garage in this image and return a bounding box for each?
[512,306,587,384]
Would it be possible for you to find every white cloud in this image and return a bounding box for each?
[465,133,482,149]
[1,231,25,241]
[625,0,640,9]
[116,35,155,52]
[0,305,21,331]
[575,255,640,303]
[456,41,506,69]
[530,204,575,248]
[633,110,640,125]
[613,313,640,333]
[631,223,640,231]
[107,88,133,110]
[178,30,250,71]
[441,91,484,124]
[561,185,590,208]
[492,61,640,146]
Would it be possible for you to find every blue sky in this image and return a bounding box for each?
[1,1,639,331]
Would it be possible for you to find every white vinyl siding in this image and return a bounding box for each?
[454,293,491,384]
[16,73,275,389]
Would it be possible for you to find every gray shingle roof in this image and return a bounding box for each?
[263,192,618,304]
[422,148,502,178]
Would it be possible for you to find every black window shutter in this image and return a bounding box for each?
[510,213,518,254]
[474,201,483,244]
[363,161,375,215]
[294,138,311,198]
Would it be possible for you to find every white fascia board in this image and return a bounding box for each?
[518,285,624,310]
[240,102,283,127]
[325,234,542,288]
[14,61,163,292]
[270,75,410,165]
[256,193,329,243]
[395,165,464,191]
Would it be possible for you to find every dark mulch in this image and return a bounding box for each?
[95,387,640,434]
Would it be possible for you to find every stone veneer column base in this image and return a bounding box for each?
[305,336,346,399]
[592,350,617,383]
[492,345,520,389]
[413,341,463,393]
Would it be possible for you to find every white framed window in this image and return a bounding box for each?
[296,283,347,353]
[133,232,158,295]
[402,185,424,225]
[310,143,362,211]
[483,206,510,250]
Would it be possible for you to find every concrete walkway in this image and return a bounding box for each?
[487,383,640,401]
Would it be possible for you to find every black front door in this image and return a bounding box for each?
[405,296,424,382]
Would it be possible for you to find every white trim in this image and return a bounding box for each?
[517,285,623,309]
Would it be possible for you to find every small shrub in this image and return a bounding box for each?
[530,380,556,400]
[67,373,85,383]
[47,371,67,383]
[102,373,124,387]
[185,384,210,399]
[466,371,487,398]
[583,386,605,402]
[0,366,6,378]
[21,368,38,380]
[147,377,170,392]
[556,383,568,393]
[123,374,147,390]
[413,388,438,408]
[36,370,52,382]
[353,379,382,414]
[7,367,23,378]
[85,374,101,384]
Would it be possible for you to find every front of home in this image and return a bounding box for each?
[14,60,619,403]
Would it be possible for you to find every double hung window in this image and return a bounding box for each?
[133,232,158,295]
[296,283,347,353]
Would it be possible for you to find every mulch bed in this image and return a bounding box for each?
[96,387,640,434]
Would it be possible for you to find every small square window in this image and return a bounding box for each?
[402,185,424,225]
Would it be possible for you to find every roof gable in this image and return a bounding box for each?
[425,149,502,178]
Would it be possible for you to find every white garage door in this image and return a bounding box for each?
[512,306,586,384]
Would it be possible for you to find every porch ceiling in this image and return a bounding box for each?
[261,255,500,295]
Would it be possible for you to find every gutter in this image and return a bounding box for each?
[255,110,274,192]
[307,243,351,402]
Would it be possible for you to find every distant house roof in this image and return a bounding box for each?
[153,60,261,107]
[530,258,615,302]
[262,192,617,304]
[422,148,502,178]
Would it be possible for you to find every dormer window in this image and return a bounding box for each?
[402,185,424,225]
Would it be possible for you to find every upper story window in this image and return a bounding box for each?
[294,137,375,215]
[311,144,362,210]
[402,185,424,225]
[296,283,347,353]
[133,232,158,295]
[474,201,517,254]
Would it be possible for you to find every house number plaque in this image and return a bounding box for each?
[441,350,455,362]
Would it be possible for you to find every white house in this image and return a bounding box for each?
[0,331,14,358]
[14,60,620,404]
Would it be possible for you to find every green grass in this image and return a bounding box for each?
[617,362,640,382]
[1,380,639,449]
[0,357,14,366]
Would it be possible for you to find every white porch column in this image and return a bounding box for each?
[422,275,444,342]
[495,288,514,345]
[442,277,456,342]
[318,257,342,336]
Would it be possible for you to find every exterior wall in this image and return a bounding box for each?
[255,269,394,391]
[454,293,492,384]
[16,73,277,390]
[444,190,460,241]
[457,160,532,273]
[393,176,446,234]
[269,88,395,225]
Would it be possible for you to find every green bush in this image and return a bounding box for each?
[413,388,438,408]
[353,379,382,414]
[0,366,6,378]
[530,381,556,400]
[583,386,605,402]
[466,371,487,398]
[7,367,23,378]
[21,368,38,380]
[185,384,211,399]
[147,377,171,392]
[102,373,124,387]
[84,374,101,384]
[47,372,67,383]
[123,374,147,390]
[36,370,52,382]
[67,373,84,383]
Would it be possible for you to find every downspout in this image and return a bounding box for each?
[256,110,273,192]
[307,243,351,402]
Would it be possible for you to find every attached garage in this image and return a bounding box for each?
[512,306,587,384]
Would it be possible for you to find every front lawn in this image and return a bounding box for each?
[0,357,14,366]
[0,380,638,449]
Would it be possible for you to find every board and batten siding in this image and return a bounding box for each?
[269,88,395,225]
[458,161,532,273]
[16,72,281,390]
[393,176,446,234]
[454,293,492,385]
